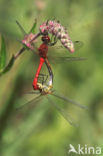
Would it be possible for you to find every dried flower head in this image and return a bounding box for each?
[39,20,75,53]
[22,33,37,50]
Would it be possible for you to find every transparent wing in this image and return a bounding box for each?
[74,41,84,51]
[55,40,83,51]
[48,56,87,64]
[52,92,87,110]
[19,36,86,64]
[47,96,78,127]
[46,91,87,126]
[16,93,42,110]
[29,43,87,64]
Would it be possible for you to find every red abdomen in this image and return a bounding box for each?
[33,77,39,90]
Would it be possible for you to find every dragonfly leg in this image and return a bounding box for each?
[38,75,45,85]
[38,73,48,84]
[48,36,58,46]
[38,73,48,81]
[38,76,44,84]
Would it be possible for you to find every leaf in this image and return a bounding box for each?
[0,36,6,70]
[3,55,15,73]
[29,19,37,34]
[0,55,15,76]
[16,20,27,35]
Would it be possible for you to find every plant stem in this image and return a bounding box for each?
[29,32,41,43]
[14,47,26,60]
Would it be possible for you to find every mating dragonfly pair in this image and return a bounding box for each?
[16,20,87,126]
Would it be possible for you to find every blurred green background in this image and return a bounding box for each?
[0,0,103,155]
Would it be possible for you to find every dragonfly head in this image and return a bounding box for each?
[41,35,50,44]
[37,83,52,95]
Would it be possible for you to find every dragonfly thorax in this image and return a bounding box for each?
[38,43,48,58]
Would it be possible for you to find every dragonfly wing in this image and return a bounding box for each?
[24,91,41,94]
[73,41,84,51]
[52,92,88,110]
[47,96,78,126]
[16,93,42,110]
[49,56,87,64]
[52,40,83,51]
[48,43,87,64]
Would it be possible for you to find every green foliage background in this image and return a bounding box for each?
[0,0,103,155]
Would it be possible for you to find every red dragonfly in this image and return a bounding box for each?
[16,21,86,64]
[16,22,87,126]
[16,21,86,93]
[16,20,86,92]
[20,33,86,92]
[16,59,87,126]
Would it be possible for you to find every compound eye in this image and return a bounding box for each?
[41,36,50,43]
[47,36,50,40]
[41,36,45,42]
[46,36,50,42]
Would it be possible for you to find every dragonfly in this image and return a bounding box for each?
[25,34,86,91]
[16,59,87,126]
[16,21,87,91]
[16,20,86,62]
[14,20,85,125]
